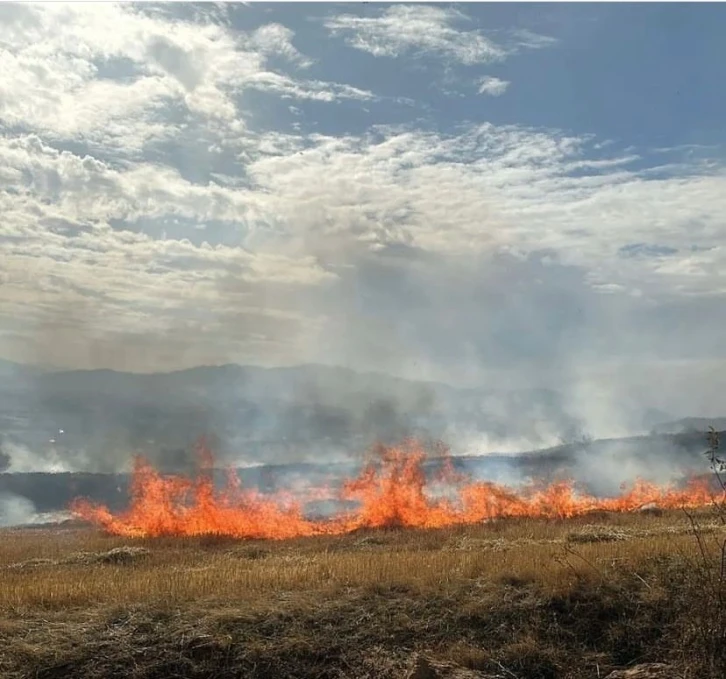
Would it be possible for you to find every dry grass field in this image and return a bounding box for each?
[2,510,726,678]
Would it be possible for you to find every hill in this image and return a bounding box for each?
[1,360,584,473]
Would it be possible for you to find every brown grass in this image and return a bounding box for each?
[1,510,726,678]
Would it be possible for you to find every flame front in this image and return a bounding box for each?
[70,439,723,539]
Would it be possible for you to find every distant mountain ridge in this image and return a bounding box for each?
[651,417,726,435]
[0,359,584,473]
[0,358,718,478]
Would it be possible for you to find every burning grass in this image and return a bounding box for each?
[70,439,723,540]
[2,510,726,678]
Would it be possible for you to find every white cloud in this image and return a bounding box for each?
[325,5,506,65]
[0,3,365,156]
[511,28,559,50]
[4,122,725,368]
[249,23,313,68]
[241,72,375,102]
[478,76,510,96]
[0,130,335,371]
[243,124,726,302]
[325,5,556,68]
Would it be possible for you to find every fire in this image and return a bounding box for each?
[70,439,723,539]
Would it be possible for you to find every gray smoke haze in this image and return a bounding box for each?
[0,360,579,474]
[0,486,73,527]
[0,492,37,527]
[544,434,714,497]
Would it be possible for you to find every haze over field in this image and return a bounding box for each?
[0,3,725,486]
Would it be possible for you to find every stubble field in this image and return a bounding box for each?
[2,510,726,679]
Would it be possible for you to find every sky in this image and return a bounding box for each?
[1,1,726,415]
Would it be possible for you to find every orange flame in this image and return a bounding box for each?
[70,439,723,539]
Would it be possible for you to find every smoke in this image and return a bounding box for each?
[0,350,714,489]
[0,492,38,527]
[572,434,713,496]
[3,440,78,473]
[0,490,72,526]
[574,445,671,496]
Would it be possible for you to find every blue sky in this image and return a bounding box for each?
[1,2,725,421]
